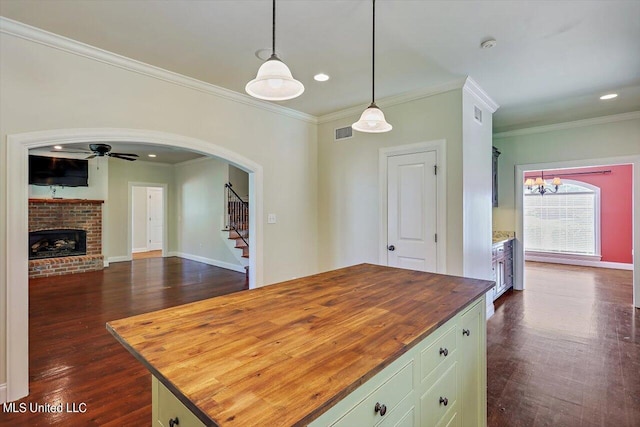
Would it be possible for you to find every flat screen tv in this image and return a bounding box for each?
[29,155,89,187]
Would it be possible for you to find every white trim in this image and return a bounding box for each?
[462,77,500,113]
[486,301,495,320]
[103,260,109,268]
[170,252,246,274]
[0,17,316,125]
[108,256,132,263]
[525,250,601,262]
[132,248,149,254]
[526,256,633,271]
[378,140,447,274]
[494,111,640,138]
[6,128,264,402]
[318,78,466,124]
[514,156,639,309]
[0,383,6,403]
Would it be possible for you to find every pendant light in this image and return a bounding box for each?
[245,0,304,101]
[352,0,392,133]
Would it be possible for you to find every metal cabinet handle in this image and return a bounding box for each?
[439,397,448,406]
[439,347,448,357]
[169,417,180,427]
[374,402,387,416]
[387,245,395,251]
[462,329,471,336]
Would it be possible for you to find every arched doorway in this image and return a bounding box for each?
[5,128,264,402]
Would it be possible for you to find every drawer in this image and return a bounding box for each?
[154,377,205,427]
[376,393,415,427]
[333,361,414,427]
[420,362,458,427]
[420,325,456,381]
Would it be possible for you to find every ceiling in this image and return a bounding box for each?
[2,0,639,133]
[30,143,204,165]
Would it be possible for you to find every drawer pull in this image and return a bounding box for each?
[169,417,180,427]
[374,402,387,416]
[439,397,449,406]
[439,347,448,357]
[462,329,470,336]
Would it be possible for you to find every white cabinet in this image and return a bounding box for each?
[153,376,205,427]
[309,296,486,427]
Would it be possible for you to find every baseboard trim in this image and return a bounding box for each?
[0,383,7,403]
[486,301,495,320]
[131,248,148,254]
[172,252,245,273]
[526,255,633,270]
[108,256,132,263]
[103,260,109,268]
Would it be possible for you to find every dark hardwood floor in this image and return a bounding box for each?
[0,257,247,426]
[487,262,639,427]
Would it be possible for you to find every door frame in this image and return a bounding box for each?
[378,140,447,273]
[129,183,168,257]
[5,128,264,402]
[515,155,639,308]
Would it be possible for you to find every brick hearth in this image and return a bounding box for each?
[29,199,104,278]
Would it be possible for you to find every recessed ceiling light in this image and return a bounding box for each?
[148,154,157,158]
[53,145,63,150]
[480,39,497,49]
[314,73,330,82]
[599,93,618,100]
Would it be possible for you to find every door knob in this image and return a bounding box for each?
[387,245,395,251]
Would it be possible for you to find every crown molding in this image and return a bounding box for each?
[494,111,640,138]
[317,77,467,124]
[0,17,317,124]
[462,77,499,113]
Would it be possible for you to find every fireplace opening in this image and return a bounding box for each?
[29,229,87,260]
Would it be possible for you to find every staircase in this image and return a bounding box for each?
[224,182,249,263]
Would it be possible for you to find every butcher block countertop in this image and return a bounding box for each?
[107,263,494,427]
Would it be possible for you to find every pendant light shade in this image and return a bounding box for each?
[352,0,392,133]
[352,103,392,133]
[246,54,304,101]
[245,0,304,101]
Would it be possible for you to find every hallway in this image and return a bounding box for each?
[487,262,638,426]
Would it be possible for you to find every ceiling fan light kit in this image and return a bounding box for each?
[352,0,392,134]
[245,0,304,101]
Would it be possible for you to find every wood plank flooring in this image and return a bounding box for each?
[0,257,247,426]
[487,262,639,427]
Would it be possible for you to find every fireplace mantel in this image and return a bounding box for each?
[29,198,104,205]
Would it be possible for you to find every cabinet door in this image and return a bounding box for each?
[459,300,486,427]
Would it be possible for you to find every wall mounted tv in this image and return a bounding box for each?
[29,155,89,187]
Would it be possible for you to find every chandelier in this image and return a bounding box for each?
[524,171,562,195]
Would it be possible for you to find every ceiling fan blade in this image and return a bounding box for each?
[111,154,137,161]
[111,152,139,157]
[86,154,97,159]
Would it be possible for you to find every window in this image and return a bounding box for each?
[524,180,600,256]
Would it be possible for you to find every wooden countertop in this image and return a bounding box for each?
[107,263,494,427]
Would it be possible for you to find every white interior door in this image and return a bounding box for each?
[387,151,438,272]
[147,187,163,251]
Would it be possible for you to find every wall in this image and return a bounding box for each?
[523,164,633,264]
[131,186,148,251]
[228,164,249,199]
[1,29,318,388]
[174,157,242,269]
[317,89,464,275]
[107,159,175,260]
[493,117,640,232]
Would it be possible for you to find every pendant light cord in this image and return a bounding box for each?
[371,0,376,105]
[272,0,277,57]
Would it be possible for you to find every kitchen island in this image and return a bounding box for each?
[107,263,494,427]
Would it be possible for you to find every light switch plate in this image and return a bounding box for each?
[267,213,276,224]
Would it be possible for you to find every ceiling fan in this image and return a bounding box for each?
[52,144,139,161]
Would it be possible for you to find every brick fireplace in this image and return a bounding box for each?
[28,199,104,278]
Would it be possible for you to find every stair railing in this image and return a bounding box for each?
[225,182,249,247]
